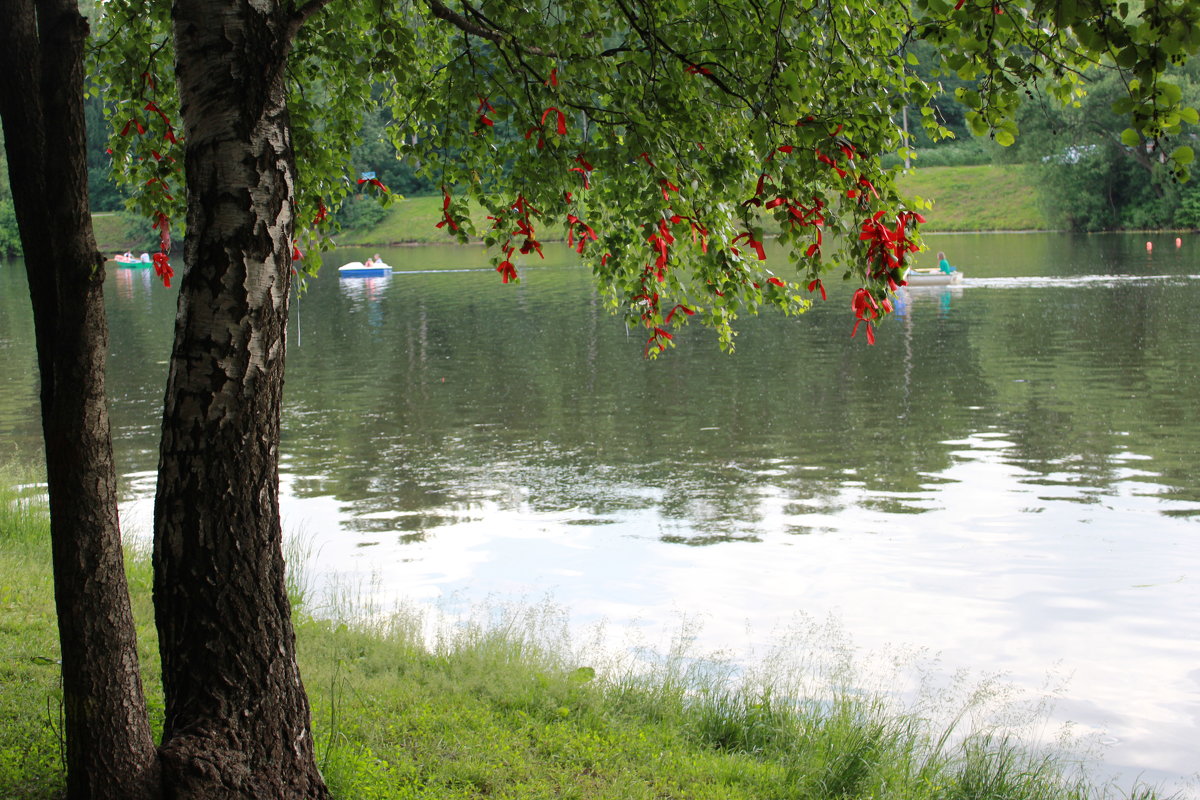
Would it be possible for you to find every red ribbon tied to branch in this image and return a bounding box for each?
[731,231,766,261]
[646,219,675,281]
[850,288,880,345]
[566,214,598,255]
[435,188,457,231]
[541,107,567,136]
[476,96,496,127]
[152,212,171,253]
[357,177,389,193]
[152,252,173,288]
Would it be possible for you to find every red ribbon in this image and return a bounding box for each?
[152,212,171,253]
[731,231,766,261]
[144,101,170,127]
[435,188,457,231]
[664,304,694,324]
[540,107,567,135]
[496,258,518,283]
[357,177,389,193]
[152,252,173,288]
[476,96,495,127]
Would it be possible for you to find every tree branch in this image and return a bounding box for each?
[425,0,554,56]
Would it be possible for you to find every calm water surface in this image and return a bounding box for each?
[1,232,1198,789]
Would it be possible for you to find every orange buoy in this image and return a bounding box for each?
[1146,241,1153,252]
[1177,237,1183,248]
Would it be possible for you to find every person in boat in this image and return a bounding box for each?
[936,251,957,274]
[363,255,376,267]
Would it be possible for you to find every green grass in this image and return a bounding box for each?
[896,165,1050,232]
[91,212,140,254]
[0,470,1167,800]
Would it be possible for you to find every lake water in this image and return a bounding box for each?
[1,232,1199,791]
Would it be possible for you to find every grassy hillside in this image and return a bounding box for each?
[895,164,1048,232]
[91,165,1049,253]
[93,213,141,254]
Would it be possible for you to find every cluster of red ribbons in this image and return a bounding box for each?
[152,252,173,288]
[488,194,544,283]
[646,219,675,282]
[746,146,827,260]
[850,288,890,345]
[566,214,598,255]
[151,212,172,288]
[858,209,924,290]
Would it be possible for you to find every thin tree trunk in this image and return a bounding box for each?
[0,1,159,798]
[153,0,326,796]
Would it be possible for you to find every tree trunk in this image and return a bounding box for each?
[0,1,159,798]
[153,1,327,796]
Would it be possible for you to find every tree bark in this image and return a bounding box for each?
[153,0,327,796]
[0,1,159,798]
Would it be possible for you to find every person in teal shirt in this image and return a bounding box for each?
[937,251,956,274]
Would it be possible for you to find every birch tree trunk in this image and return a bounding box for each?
[0,1,158,798]
[153,0,327,796]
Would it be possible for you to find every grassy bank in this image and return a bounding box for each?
[896,165,1048,232]
[1,474,1155,800]
[89,165,1047,253]
[331,165,1048,247]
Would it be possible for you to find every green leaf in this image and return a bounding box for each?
[1171,145,1194,166]
[569,666,596,684]
[1120,128,1143,147]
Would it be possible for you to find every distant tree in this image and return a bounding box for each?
[4,0,1199,798]
[1012,63,1200,229]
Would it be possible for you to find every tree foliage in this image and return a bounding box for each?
[90,0,1197,352]
[1007,62,1200,230]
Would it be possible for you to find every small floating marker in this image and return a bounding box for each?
[1146,241,1153,252]
[1177,237,1183,248]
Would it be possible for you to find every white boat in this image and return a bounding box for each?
[904,268,962,286]
[113,252,151,266]
[338,260,392,277]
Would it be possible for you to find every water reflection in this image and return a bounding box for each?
[1,232,1199,788]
